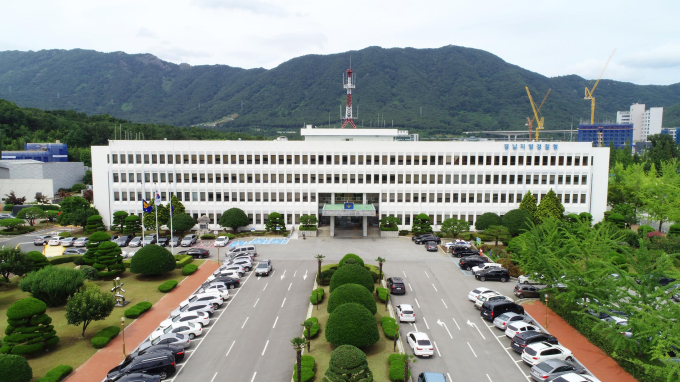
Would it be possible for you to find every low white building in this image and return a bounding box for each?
[617,104,663,142]
[92,127,609,236]
[0,160,86,201]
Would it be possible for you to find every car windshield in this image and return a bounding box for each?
[183,236,193,240]
[472,289,482,294]
[536,362,554,372]
[216,237,226,241]
[417,339,431,346]
[144,236,154,240]
[163,326,173,334]
[524,347,537,356]
[257,264,268,268]
[497,313,510,320]
[151,338,161,345]
[508,325,518,331]
[172,315,181,322]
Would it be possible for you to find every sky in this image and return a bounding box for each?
[1,0,679,85]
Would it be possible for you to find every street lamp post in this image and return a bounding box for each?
[544,294,549,329]
[121,316,126,358]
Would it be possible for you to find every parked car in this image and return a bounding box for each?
[229,252,255,262]
[181,234,197,247]
[511,331,559,354]
[386,277,407,295]
[214,236,230,247]
[195,285,230,300]
[412,233,434,242]
[475,293,513,309]
[406,331,434,357]
[115,234,135,247]
[157,237,169,247]
[505,321,540,339]
[33,234,53,246]
[459,256,491,271]
[151,322,202,341]
[396,304,416,323]
[115,373,162,382]
[160,312,210,329]
[221,264,246,277]
[529,359,585,382]
[180,293,223,309]
[168,236,181,247]
[493,312,531,330]
[73,237,89,247]
[106,352,176,381]
[414,235,441,244]
[62,247,88,255]
[519,273,543,285]
[60,237,77,247]
[522,342,574,366]
[121,250,137,259]
[472,263,502,274]
[255,259,272,276]
[138,333,190,351]
[515,284,542,299]
[141,234,158,246]
[417,373,447,382]
[451,247,479,258]
[48,237,62,246]
[127,344,185,363]
[425,241,439,252]
[228,245,257,257]
[550,374,601,382]
[444,239,471,249]
[467,287,498,302]
[475,267,511,282]
[177,248,210,259]
[170,302,214,317]
[481,300,524,322]
[210,270,241,281]
[206,276,240,289]
[228,258,252,271]
[128,237,143,247]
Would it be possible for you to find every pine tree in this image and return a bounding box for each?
[323,345,373,382]
[84,215,106,234]
[265,212,285,232]
[123,215,142,235]
[112,211,129,232]
[412,213,432,234]
[0,298,59,355]
[83,231,111,267]
[535,189,565,223]
[519,192,538,223]
[94,241,124,277]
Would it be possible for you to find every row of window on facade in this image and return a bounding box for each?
[112,172,589,187]
[112,190,587,205]
[109,153,593,167]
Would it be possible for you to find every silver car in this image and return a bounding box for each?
[141,234,158,246]
[33,235,53,246]
[530,359,585,382]
[128,237,143,247]
[60,237,77,247]
[73,237,89,247]
[171,302,214,317]
[181,234,197,247]
[493,312,531,330]
[139,333,191,350]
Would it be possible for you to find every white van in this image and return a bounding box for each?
[228,245,257,257]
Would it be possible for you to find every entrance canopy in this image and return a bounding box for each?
[322,203,376,217]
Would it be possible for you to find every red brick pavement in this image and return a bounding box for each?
[523,300,637,382]
[66,260,221,382]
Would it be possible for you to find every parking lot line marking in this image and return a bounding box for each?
[209,372,218,382]
[414,323,419,332]
[403,271,407,278]
[225,341,235,357]
[515,359,524,363]
[281,270,286,280]
[273,316,279,328]
[447,373,452,381]
[467,342,478,357]
[432,283,438,292]
[241,317,249,329]
[441,299,448,309]
[486,374,492,382]
[433,341,442,357]
[263,283,268,291]
[482,316,530,379]
[497,334,505,338]
[487,324,494,328]
[270,270,275,277]
[415,298,420,308]
[251,372,257,382]
[424,271,430,278]
[288,282,292,291]
[505,347,512,350]
[261,340,269,355]
[253,298,260,307]
[408,283,413,291]
[452,318,461,330]
[423,317,430,330]
[294,270,297,277]
[281,297,286,307]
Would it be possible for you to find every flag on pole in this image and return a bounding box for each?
[169,202,174,217]
[154,189,161,206]
[142,199,153,213]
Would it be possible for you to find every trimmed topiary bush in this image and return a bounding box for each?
[325,303,380,348]
[327,283,377,315]
[200,234,215,240]
[158,280,179,293]
[293,355,315,382]
[49,255,83,265]
[90,326,120,349]
[310,288,325,304]
[668,224,680,237]
[130,245,176,276]
[0,297,59,355]
[304,316,320,338]
[475,212,501,231]
[94,241,125,277]
[182,264,198,275]
[318,269,336,286]
[19,266,84,307]
[36,365,73,382]
[376,287,389,302]
[380,316,399,339]
[387,354,411,382]
[26,251,50,270]
[175,254,193,269]
[606,213,626,229]
[85,215,106,234]
[323,345,373,382]
[0,354,33,382]
[339,253,364,268]
[80,265,99,281]
[124,301,153,319]
[329,264,375,293]
[638,224,655,238]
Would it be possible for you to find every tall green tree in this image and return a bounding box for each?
[518,192,538,222]
[112,211,129,232]
[66,285,116,337]
[440,218,470,237]
[501,209,533,236]
[16,207,46,226]
[483,225,510,247]
[643,160,680,231]
[412,213,432,234]
[648,133,679,174]
[265,212,285,232]
[219,208,250,232]
[535,189,565,223]
[474,212,501,231]
[291,337,307,382]
[170,213,195,234]
[85,215,106,234]
[123,214,142,235]
[0,247,33,282]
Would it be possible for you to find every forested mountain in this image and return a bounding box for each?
[1,46,679,137]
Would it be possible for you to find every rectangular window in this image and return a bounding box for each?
[582,175,587,185]
[390,193,395,202]
[477,174,483,184]
[533,175,539,184]
[485,193,490,203]
[470,156,476,165]
[517,174,523,184]
[567,156,572,166]
[453,193,459,203]
[191,154,197,164]
[413,193,419,203]
[461,193,466,203]
[486,174,491,184]
[581,194,586,204]
[453,174,459,184]
[493,175,499,184]
[550,156,556,166]
[574,176,580,185]
[501,193,506,203]
[509,175,514,184]
[462,156,468,165]
[583,156,589,166]
[494,156,500,165]
[550,175,555,184]
[493,193,498,203]
[461,174,467,184]
[542,156,548,166]
[437,193,443,203]
[160,173,166,183]
[526,156,532,166]
[573,194,578,203]
[509,193,514,203]
[113,192,120,201]
[575,157,581,166]
[542,175,547,184]
[566,175,572,185]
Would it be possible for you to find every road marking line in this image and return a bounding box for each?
[415,298,420,308]
[280,270,286,280]
[505,347,512,350]
[441,299,448,309]
[251,372,257,382]
[423,317,430,330]
[432,284,438,292]
[486,374,492,382]
[281,297,286,307]
[408,283,413,291]
[482,316,530,379]
[452,318,461,330]
[487,324,494,328]
[414,323,419,332]
[270,270,275,277]
[273,316,279,328]
[467,342,477,357]
[263,283,268,291]
[253,298,259,307]
[403,271,407,278]
[294,270,297,277]
[424,271,430,278]
[497,334,505,338]
[241,317,249,329]
[515,359,524,363]
[288,282,292,290]
[447,373,452,381]
[225,341,235,357]
[433,341,441,357]
[261,340,269,355]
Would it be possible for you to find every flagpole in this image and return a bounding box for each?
[155,185,159,240]
[170,201,174,254]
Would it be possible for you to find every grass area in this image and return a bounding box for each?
[305,284,394,380]
[0,260,205,380]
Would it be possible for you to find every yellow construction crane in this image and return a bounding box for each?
[526,88,551,141]
[525,86,549,141]
[584,49,616,124]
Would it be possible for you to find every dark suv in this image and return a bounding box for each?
[510,331,558,354]
[451,247,478,258]
[459,255,491,271]
[414,234,441,244]
[514,284,541,298]
[475,268,510,282]
[386,277,406,294]
[106,353,176,381]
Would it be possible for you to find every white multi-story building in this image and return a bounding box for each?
[616,104,663,142]
[92,127,610,237]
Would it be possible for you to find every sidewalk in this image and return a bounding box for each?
[522,301,637,382]
[66,260,221,382]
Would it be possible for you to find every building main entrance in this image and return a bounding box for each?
[319,192,378,237]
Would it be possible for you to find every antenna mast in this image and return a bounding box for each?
[340,64,357,129]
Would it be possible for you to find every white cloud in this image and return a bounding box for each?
[191,0,286,16]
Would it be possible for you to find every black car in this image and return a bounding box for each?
[157,237,169,247]
[206,276,240,288]
[106,352,176,381]
[115,234,135,247]
[425,241,439,252]
[178,248,210,259]
[116,374,161,382]
[412,233,433,242]
[386,277,406,294]
[481,300,524,322]
[459,256,491,271]
[514,284,541,299]
[635,275,677,286]
[510,331,558,354]
[475,268,510,282]
[128,344,185,363]
[414,235,441,244]
[451,247,478,258]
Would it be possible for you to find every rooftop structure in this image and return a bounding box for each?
[616,104,663,142]
[300,125,412,141]
[1,141,68,163]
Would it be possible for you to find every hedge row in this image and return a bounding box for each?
[58,232,70,238]
[182,264,198,275]
[200,234,215,239]
[376,287,389,302]
[0,226,37,235]
[49,255,83,265]
[388,353,411,382]
[175,254,194,269]
[292,355,315,382]
[158,280,179,293]
[310,288,325,304]
[304,317,320,338]
[36,364,73,382]
[124,301,153,319]
[380,316,399,339]
[90,326,120,349]
[218,233,235,239]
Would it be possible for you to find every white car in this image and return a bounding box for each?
[60,237,77,247]
[549,374,601,382]
[472,263,502,274]
[160,312,210,329]
[181,293,224,308]
[211,270,241,280]
[121,250,137,259]
[195,286,229,300]
[222,264,246,276]
[518,274,542,284]
[444,240,471,249]
[151,322,202,340]
[227,258,252,271]
[475,293,513,309]
[406,331,434,357]
[396,304,416,323]
[505,321,539,339]
[48,237,62,246]
[522,342,573,366]
[73,237,89,247]
[214,236,230,247]
[467,287,498,302]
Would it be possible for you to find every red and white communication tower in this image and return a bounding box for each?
[341,67,356,129]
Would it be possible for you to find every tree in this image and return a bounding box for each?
[325,303,380,348]
[474,212,501,231]
[379,216,401,231]
[519,192,538,222]
[483,225,511,247]
[3,191,26,205]
[440,218,470,237]
[648,133,679,174]
[16,207,45,226]
[34,192,49,204]
[25,251,49,270]
[219,208,249,232]
[123,214,142,235]
[299,214,318,228]
[375,257,385,281]
[0,247,33,282]
[170,213,195,234]
[66,285,116,337]
[59,196,90,213]
[501,209,533,236]
[0,354,33,382]
[314,254,325,282]
[401,353,416,382]
[611,203,638,225]
[71,183,87,193]
[45,210,58,222]
[412,213,432,234]
[535,189,565,223]
[0,218,25,232]
[0,297,59,355]
[327,283,377,315]
[83,231,111,267]
[265,212,285,232]
[301,321,313,352]
[291,337,307,382]
[130,244,176,276]
[85,214,106,234]
[112,211,129,232]
[82,170,92,185]
[330,264,375,293]
[94,241,125,277]
[643,160,680,231]
[143,203,168,230]
[339,253,365,268]
[322,345,373,382]
[19,267,85,307]
[82,189,94,203]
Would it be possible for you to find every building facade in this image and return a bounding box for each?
[577,124,633,148]
[92,129,610,235]
[616,104,663,142]
[661,127,680,144]
[0,160,86,196]
[1,142,69,163]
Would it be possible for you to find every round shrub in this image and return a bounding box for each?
[58,231,70,238]
[638,224,655,237]
[323,345,373,381]
[90,337,110,349]
[668,224,680,237]
[0,354,32,382]
[329,264,375,293]
[158,280,178,293]
[19,266,85,307]
[80,265,99,281]
[6,297,47,320]
[310,288,325,304]
[327,283,377,315]
[339,253,364,268]
[182,264,198,275]
[606,213,625,228]
[501,209,533,236]
[325,303,379,348]
[475,212,501,231]
[26,251,50,270]
[130,244,176,276]
[318,269,336,285]
[380,316,399,339]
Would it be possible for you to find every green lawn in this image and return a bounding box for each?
[0,261,204,380]
[305,284,394,381]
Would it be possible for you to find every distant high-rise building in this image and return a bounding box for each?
[661,127,680,144]
[578,124,633,148]
[616,104,663,142]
